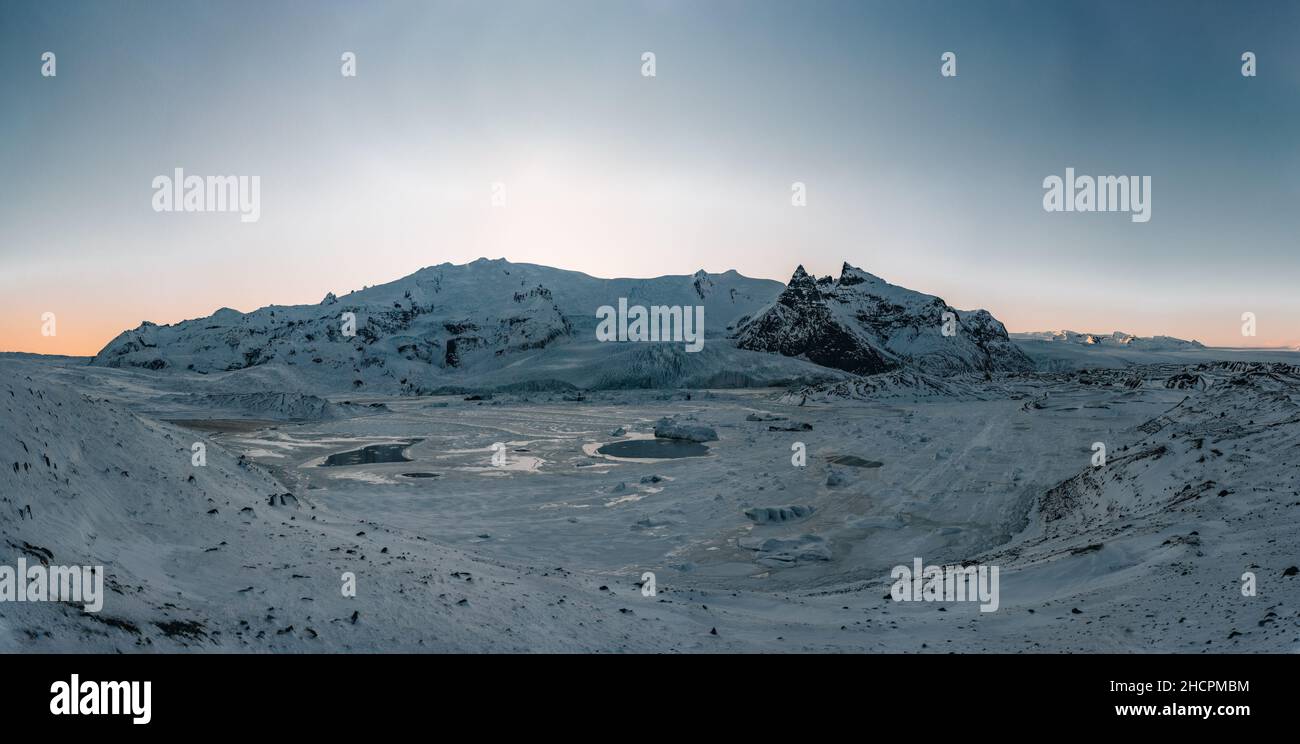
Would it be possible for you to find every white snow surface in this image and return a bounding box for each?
[4,354,1299,652]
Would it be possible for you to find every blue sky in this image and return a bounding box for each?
[2,0,1298,352]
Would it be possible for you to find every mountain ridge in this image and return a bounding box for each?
[91,257,1030,392]
[1012,330,1206,350]
[735,262,1033,376]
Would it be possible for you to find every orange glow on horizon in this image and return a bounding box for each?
[2,265,1295,357]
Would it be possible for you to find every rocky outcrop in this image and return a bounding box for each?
[653,417,718,443]
[735,263,1032,376]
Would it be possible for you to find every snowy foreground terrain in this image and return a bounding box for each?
[2,261,1298,652]
[4,353,1299,652]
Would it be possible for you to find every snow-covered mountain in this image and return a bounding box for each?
[89,258,1036,393]
[1012,330,1205,350]
[92,259,578,378]
[91,258,1040,395]
[734,263,1032,375]
[91,258,820,393]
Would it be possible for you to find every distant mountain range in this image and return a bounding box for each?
[1011,330,1206,351]
[89,258,1032,392]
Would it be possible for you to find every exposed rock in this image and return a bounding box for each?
[738,534,832,565]
[735,263,1031,376]
[653,417,718,443]
[744,505,815,524]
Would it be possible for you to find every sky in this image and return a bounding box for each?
[2,0,1299,355]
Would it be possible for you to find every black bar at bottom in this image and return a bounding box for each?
[0,653,1284,731]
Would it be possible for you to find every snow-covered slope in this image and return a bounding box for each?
[172,392,344,420]
[0,358,683,651]
[966,361,1300,650]
[735,263,1032,376]
[777,368,987,404]
[6,352,1297,652]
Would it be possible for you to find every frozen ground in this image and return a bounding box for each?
[2,354,1299,652]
